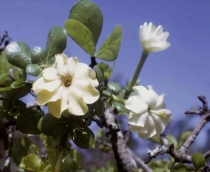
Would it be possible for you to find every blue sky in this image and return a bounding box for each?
[1,1,210,147]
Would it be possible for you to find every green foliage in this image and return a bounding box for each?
[95,97,104,117]
[0,51,10,74]
[0,73,9,85]
[108,81,121,93]
[12,66,26,81]
[177,131,191,149]
[20,154,41,171]
[95,25,122,61]
[171,164,195,172]
[192,153,206,170]
[5,41,32,69]
[31,46,46,65]
[64,19,96,56]
[38,113,69,136]
[12,136,31,165]
[98,62,112,79]
[71,125,95,149]
[45,26,67,62]
[68,0,103,45]
[168,134,178,150]
[149,159,171,172]
[94,64,104,84]
[26,64,41,76]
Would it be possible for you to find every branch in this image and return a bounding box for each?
[96,138,152,172]
[204,151,210,160]
[103,108,138,172]
[89,56,97,68]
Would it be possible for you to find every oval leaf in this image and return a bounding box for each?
[20,154,41,171]
[5,42,32,69]
[192,153,206,170]
[108,81,121,93]
[12,66,26,81]
[0,73,9,85]
[26,64,41,76]
[69,0,103,45]
[94,65,104,84]
[31,46,46,64]
[64,19,96,56]
[0,51,10,74]
[45,26,67,63]
[10,80,24,89]
[72,126,95,149]
[95,25,122,61]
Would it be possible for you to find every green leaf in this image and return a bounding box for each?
[26,64,41,76]
[0,51,10,74]
[95,97,104,117]
[15,100,42,134]
[69,149,81,163]
[12,66,26,81]
[69,0,103,45]
[108,81,121,93]
[0,87,11,91]
[94,64,104,84]
[0,73,9,85]
[52,124,68,138]
[71,126,95,149]
[172,163,195,172]
[45,26,67,63]
[192,153,206,170]
[44,56,55,69]
[98,62,112,79]
[168,134,178,150]
[44,164,53,172]
[5,42,32,69]
[10,80,24,89]
[12,136,31,165]
[177,131,191,149]
[31,46,46,64]
[64,19,95,56]
[149,135,162,145]
[38,162,49,172]
[20,154,41,171]
[95,25,122,61]
[38,113,69,136]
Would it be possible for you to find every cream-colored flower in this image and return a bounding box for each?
[32,53,99,118]
[125,85,172,139]
[139,22,170,53]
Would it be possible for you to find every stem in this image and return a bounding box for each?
[54,148,64,172]
[102,90,125,104]
[124,50,149,98]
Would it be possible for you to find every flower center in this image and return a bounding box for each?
[64,80,71,87]
[62,76,72,88]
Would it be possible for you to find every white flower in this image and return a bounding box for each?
[125,85,172,139]
[32,53,99,118]
[139,22,170,53]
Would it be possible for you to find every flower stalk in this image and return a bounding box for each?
[124,50,149,98]
[54,148,64,172]
[102,90,126,104]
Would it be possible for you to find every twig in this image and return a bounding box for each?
[204,151,210,160]
[0,31,9,54]
[1,125,14,171]
[89,56,97,68]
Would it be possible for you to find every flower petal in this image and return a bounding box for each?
[42,65,60,80]
[60,89,69,114]
[133,85,159,109]
[138,116,156,139]
[33,77,61,92]
[129,124,148,133]
[55,53,68,64]
[154,94,165,110]
[67,57,78,76]
[72,80,99,104]
[68,87,88,116]
[125,96,148,114]
[48,100,62,118]
[74,63,99,87]
[128,111,149,127]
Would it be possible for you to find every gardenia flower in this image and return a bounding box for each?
[125,85,172,139]
[139,22,170,53]
[32,53,99,118]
